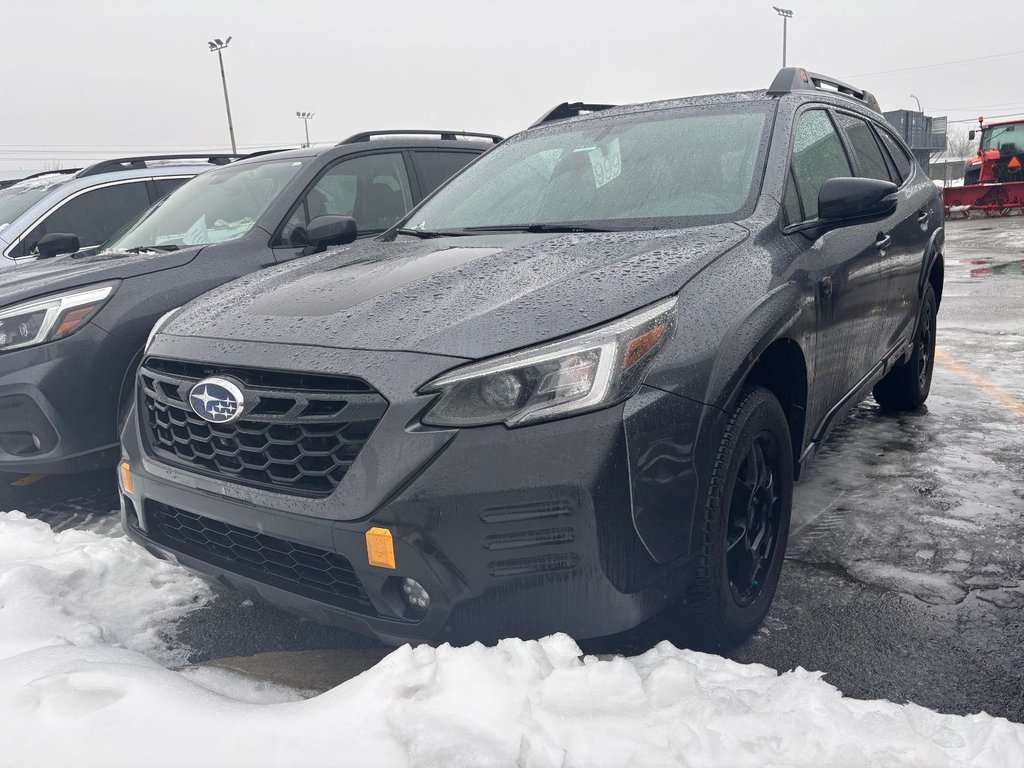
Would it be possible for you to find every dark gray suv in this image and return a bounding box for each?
[121,69,943,649]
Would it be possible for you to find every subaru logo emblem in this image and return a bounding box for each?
[189,377,246,424]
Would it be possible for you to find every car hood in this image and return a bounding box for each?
[164,225,748,360]
[0,247,203,308]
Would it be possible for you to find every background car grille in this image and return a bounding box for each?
[139,357,388,497]
[144,500,375,614]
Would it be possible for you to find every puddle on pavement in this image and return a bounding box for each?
[970,258,1024,277]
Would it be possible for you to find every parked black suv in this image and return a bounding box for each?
[0,131,496,475]
[122,70,944,648]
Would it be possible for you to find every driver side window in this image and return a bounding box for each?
[784,110,853,224]
[274,153,412,247]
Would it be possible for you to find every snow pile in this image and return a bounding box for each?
[0,511,210,665]
[2,510,1024,767]
[2,636,1023,768]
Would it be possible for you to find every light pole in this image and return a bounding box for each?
[772,7,793,67]
[911,94,922,113]
[207,36,237,154]
[296,111,315,148]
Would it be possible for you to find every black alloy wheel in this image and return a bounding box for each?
[726,431,783,607]
[873,283,937,411]
[662,386,793,651]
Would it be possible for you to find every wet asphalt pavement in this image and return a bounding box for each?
[3,215,1022,719]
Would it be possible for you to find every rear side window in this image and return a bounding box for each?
[275,152,413,247]
[412,151,478,195]
[835,113,892,182]
[153,177,189,201]
[16,181,151,256]
[786,110,853,222]
[877,129,913,182]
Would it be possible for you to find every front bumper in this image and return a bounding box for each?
[122,337,711,645]
[0,323,133,474]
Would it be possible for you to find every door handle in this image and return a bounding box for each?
[875,233,892,252]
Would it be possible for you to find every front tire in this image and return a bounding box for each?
[666,386,793,651]
[873,283,937,411]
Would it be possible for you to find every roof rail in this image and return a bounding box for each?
[76,153,249,178]
[532,102,617,127]
[767,67,881,113]
[338,130,503,146]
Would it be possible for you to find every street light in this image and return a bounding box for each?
[911,94,922,113]
[772,7,793,67]
[296,111,315,148]
[207,36,237,154]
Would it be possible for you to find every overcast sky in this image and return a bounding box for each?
[3,0,1022,175]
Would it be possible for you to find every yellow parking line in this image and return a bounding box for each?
[10,474,46,487]
[935,348,1024,420]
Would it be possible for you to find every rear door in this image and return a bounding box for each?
[783,108,885,434]
[873,123,937,351]
[834,112,925,355]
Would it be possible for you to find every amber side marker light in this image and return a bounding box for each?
[118,461,133,494]
[622,323,666,370]
[366,526,396,569]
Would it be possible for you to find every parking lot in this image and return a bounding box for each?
[4,214,1022,720]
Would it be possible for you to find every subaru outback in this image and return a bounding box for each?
[121,70,943,648]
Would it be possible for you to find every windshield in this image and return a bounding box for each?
[105,159,304,251]
[403,105,771,233]
[0,175,68,231]
[980,123,1024,153]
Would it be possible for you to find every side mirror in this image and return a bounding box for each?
[818,177,898,221]
[969,129,976,140]
[35,233,80,259]
[305,215,357,252]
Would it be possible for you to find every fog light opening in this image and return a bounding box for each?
[400,577,431,613]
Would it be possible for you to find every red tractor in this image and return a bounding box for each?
[943,116,1024,216]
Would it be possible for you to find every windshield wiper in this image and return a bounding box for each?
[460,223,618,234]
[393,227,472,239]
[125,244,180,253]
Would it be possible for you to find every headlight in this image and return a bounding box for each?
[421,296,677,428]
[144,307,183,353]
[0,283,117,352]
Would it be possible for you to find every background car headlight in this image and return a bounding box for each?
[421,296,677,427]
[0,283,118,352]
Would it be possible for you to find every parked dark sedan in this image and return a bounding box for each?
[0,131,496,475]
[121,69,944,648]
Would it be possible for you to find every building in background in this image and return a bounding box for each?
[884,110,947,176]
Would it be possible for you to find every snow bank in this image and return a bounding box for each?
[2,510,1024,768]
[0,511,210,665]
[2,637,1023,768]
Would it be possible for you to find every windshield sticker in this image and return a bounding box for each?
[182,214,210,246]
[588,138,622,189]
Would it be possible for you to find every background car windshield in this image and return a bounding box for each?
[106,159,303,250]
[0,176,67,229]
[405,107,770,231]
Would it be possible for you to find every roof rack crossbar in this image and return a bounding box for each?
[532,102,617,127]
[767,67,881,113]
[338,130,502,146]
[77,153,250,178]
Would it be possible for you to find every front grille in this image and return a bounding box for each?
[145,500,375,614]
[139,358,388,497]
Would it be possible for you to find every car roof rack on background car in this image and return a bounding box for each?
[767,67,881,113]
[338,130,503,146]
[532,102,617,127]
[77,153,250,178]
